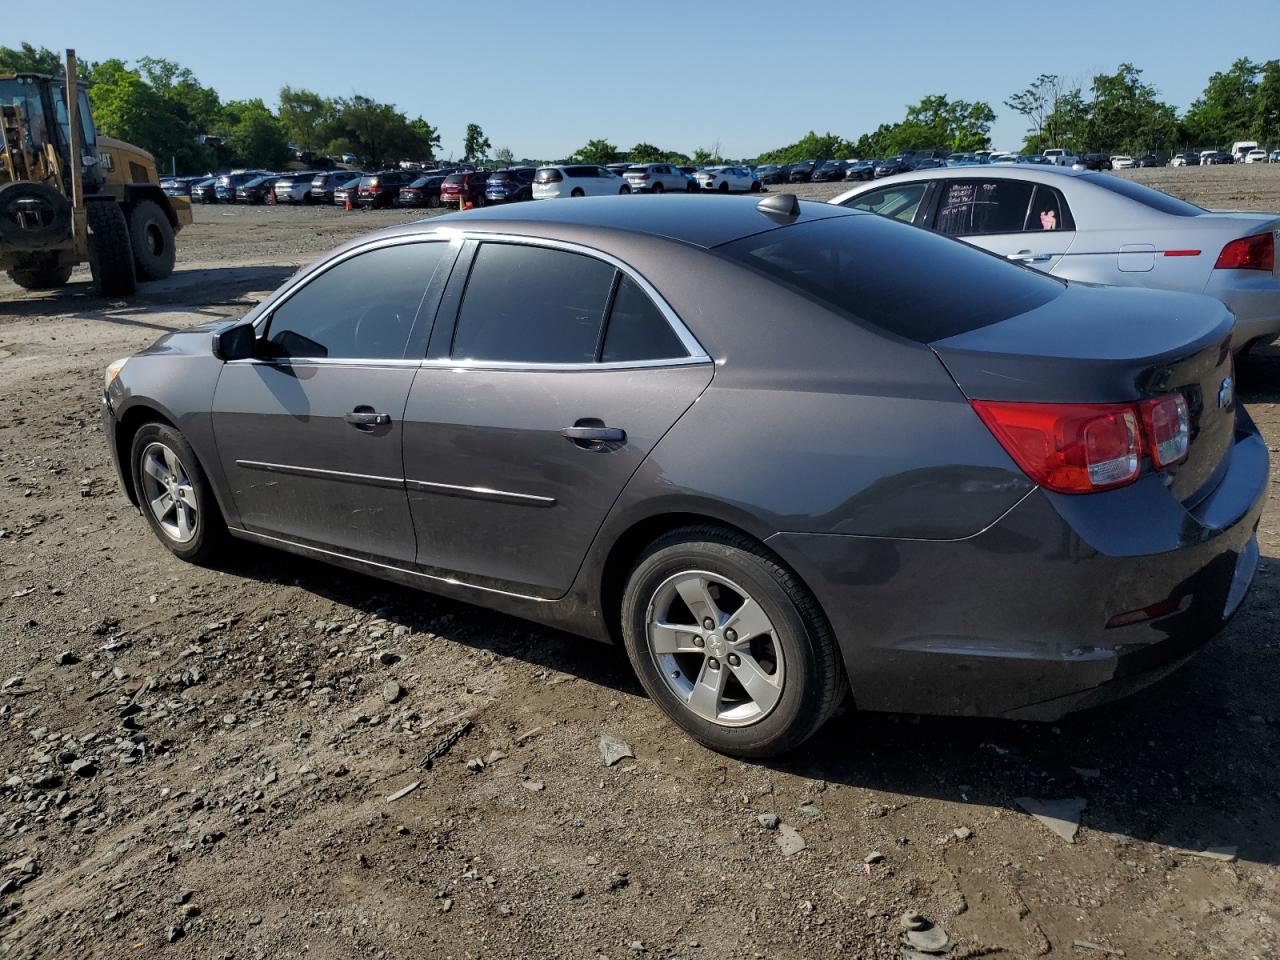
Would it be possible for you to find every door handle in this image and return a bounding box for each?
[1008,250,1053,264]
[562,425,626,444]
[345,410,391,429]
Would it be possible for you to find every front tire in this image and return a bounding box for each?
[7,261,73,290]
[86,201,137,297]
[651,182,664,194]
[128,200,176,281]
[619,185,631,195]
[620,526,845,758]
[130,422,226,564]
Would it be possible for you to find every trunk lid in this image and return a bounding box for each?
[932,283,1236,506]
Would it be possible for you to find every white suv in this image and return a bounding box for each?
[1042,148,1079,166]
[532,165,630,199]
[623,163,692,193]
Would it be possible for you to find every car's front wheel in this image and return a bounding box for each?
[621,526,845,757]
[130,422,226,563]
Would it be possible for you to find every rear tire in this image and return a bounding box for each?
[571,188,585,198]
[6,261,73,290]
[620,526,846,758]
[652,182,664,194]
[128,200,176,281]
[619,185,631,194]
[718,181,730,193]
[86,201,137,297]
[130,422,227,564]
[749,180,762,193]
[428,195,441,208]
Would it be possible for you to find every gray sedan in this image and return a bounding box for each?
[830,167,1280,351]
[102,195,1265,756]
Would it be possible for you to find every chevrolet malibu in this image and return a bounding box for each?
[102,195,1266,757]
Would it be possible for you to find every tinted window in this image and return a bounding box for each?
[1028,184,1075,231]
[566,166,595,177]
[265,243,448,360]
[1079,173,1204,216]
[716,215,1063,343]
[602,276,687,363]
[453,244,616,363]
[444,174,466,185]
[844,183,926,223]
[935,180,1036,235]
[534,168,560,182]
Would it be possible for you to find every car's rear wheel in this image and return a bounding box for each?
[621,526,846,757]
[571,188,585,197]
[619,185,631,194]
[428,194,441,208]
[749,180,762,192]
[718,180,730,193]
[130,422,226,564]
[652,182,664,194]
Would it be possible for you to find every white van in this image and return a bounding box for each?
[1231,141,1259,162]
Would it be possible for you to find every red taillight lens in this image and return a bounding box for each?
[1214,232,1274,271]
[1138,394,1189,467]
[971,401,1141,493]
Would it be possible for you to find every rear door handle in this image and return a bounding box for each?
[1008,250,1053,264]
[562,425,626,443]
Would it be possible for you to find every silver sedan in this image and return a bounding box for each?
[830,167,1280,350]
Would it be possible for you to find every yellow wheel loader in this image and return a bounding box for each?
[0,49,192,295]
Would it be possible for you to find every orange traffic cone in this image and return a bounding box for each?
[345,196,353,212]
[464,201,474,211]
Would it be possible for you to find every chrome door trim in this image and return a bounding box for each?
[227,526,552,602]
[236,459,404,489]
[416,355,710,372]
[406,478,556,507]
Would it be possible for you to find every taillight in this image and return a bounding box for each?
[971,400,1141,493]
[1214,232,1274,271]
[1138,394,1189,467]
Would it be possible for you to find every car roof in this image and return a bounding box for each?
[403,195,856,249]
[849,165,1091,187]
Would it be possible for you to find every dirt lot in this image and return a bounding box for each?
[0,169,1279,960]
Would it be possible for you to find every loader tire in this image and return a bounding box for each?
[0,182,72,247]
[87,201,137,297]
[128,200,176,281]
[7,262,73,290]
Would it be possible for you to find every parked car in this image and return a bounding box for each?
[1199,149,1222,165]
[1135,154,1161,168]
[273,173,320,204]
[1231,141,1260,163]
[1245,149,1268,164]
[1017,155,1055,166]
[398,174,446,208]
[161,176,204,198]
[990,153,1020,164]
[624,163,693,193]
[831,166,1280,350]
[358,171,413,209]
[333,177,363,207]
[439,170,490,208]
[810,160,849,182]
[1270,149,1280,163]
[755,164,787,185]
[605,163,633,178]
[484,167,537,204]
[103,194,1266,757]
[1169,153,1198,168]
[311,171,363,204]
[843,160,876,181]
[189,178,219,204]
[1110,155,1136,170]
[873,156,912,178]
[786,160,818,183]
[533,165,630,199]
[695,166,761,193]
[235,175,280,204]
[1082,153,1113,171]
[1041,148,1079,166]
[215,171,272,202]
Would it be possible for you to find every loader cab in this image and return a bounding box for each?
[0,75,99,194]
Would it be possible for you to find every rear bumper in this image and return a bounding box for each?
[766,414,1268,719]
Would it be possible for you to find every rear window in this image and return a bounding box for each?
[534,168,560,183]
[444,174,466,185]
[715,214,1064,343]
[1080,173,1204,216]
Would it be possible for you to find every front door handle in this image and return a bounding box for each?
[1008,250,1053,264]
[345,409,391,430]
[562,425,626,445]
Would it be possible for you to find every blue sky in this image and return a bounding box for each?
[19,2,1280,159]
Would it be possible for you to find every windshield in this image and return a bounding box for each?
[715,214,1063,343]
[1080,173,1205,216]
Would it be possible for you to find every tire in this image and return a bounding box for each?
[620,526,846,758]
[6,261,73,290]
[651,182,664,194]
[718,181,730,193]
[428,195,441,208]
[619,185,631,195]
[0,181,72,246]
[749,181,762,193]
[129,422,227,564]
[86,201,137,297]
[571,188,585,198]
[127,200,176,281]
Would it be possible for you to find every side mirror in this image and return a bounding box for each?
[212,321,256,362]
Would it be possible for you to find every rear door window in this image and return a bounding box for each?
[934,180,1036,236]
[1028,184,1075,232]
[842,183,927,223]
[601,276,687,363]
[452,244,616,363]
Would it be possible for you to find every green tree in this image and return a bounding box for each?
[493,146,515,165]
[895,95,995,152]
[278,86,334,153]
[223,98,291,168]
[1184,58,1260,147]
[574,138,618,164]
[463,123,491,161]
[1087,64,1179,153]
[337,96,428,168]
[85,58,212,172]
[1040,87,1090,153]
[408,118,441,161]
[628,142,666,163]
[0,43,63,74]
[1257,60,1280,148]
[756,131,855,165]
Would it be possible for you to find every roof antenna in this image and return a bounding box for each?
[756,192,801,220]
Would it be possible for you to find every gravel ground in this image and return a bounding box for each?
[0,169,1278,960]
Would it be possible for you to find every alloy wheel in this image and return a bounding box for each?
[646,571,785,727]
[139,441,199,543]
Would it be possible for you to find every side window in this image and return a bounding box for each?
[264,243,448,360]
[844,183,927,223]
[602,275,687,363]
[452,244,615,363]
[935,180,1036,236]
[1029,184,1075,231]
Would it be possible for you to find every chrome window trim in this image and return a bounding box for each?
[225,357,424,369]
[418,355,709,372]
[446,230,709,361]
